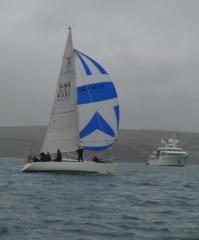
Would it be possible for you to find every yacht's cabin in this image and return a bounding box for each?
[154,138,188,157]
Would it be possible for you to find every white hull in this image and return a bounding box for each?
[22,160,113,174]
[147,157,186,166]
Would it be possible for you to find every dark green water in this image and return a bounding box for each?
[0,159,199,240]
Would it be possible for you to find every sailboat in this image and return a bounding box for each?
[22,27,119,174]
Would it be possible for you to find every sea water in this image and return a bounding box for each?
[0,159,199,240]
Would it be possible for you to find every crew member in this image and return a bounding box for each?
[55,149,62,161]
[77,146,84,162]
[46,152,51,161]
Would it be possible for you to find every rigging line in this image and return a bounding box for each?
[52,109,77,115]
[72,48,81,149]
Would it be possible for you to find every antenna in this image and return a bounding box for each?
[176,128,179,139]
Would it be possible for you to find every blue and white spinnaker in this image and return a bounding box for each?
[75,50,119,151]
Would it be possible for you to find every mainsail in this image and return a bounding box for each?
[42,29,119,154]
[42,29,80,154]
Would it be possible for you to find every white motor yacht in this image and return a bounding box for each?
[147,138,188,166]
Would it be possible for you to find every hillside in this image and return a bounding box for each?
[114,129,199,164]
[0,127,199,164]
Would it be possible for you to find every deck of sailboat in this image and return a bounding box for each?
[22,160,113,174]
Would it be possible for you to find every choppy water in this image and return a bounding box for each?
[0,159,199,240]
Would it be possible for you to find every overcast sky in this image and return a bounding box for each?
[0,0,199,131]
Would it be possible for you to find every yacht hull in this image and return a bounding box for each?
[22,160,113,174]
[147,157,186,166]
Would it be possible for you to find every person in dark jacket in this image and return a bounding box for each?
[77,146,84,162]
[55,149,62,162]
[46,152,51,161]
[40,152,47,161]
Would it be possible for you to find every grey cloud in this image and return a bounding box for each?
[0,0,199,131]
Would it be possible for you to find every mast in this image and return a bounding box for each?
[69,26,80,147]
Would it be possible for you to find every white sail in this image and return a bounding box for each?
[42,28,80,154]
